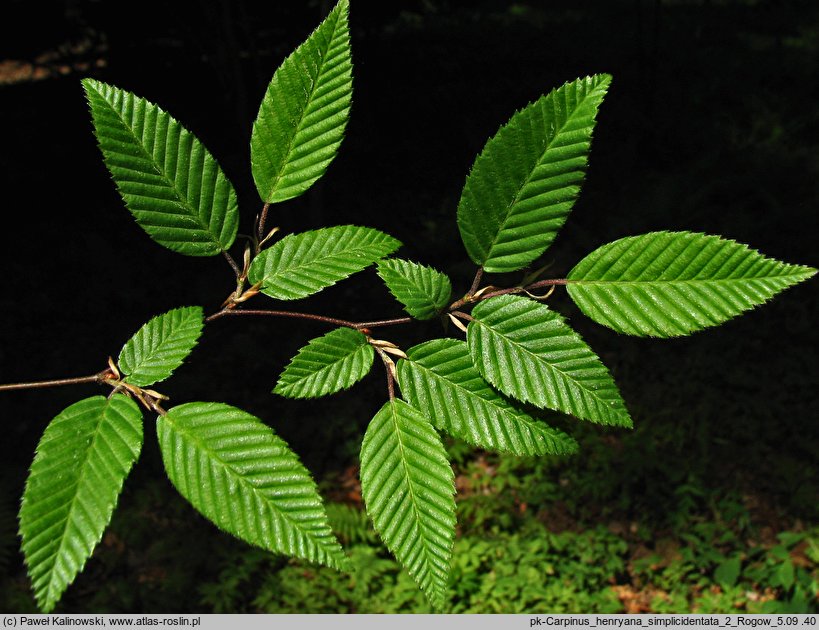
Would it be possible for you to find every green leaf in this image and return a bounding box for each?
[360,399,455,609]
[714,556,742,588]
[20,395,143,612]
[274,327,374,398]
[82,79,239,256]
[251,0,352,203]
[118,306,204,387]
[248,225,401,300]
[467,295,631,427]
[376,259,453,320]
[457,75,611,273]
[397,339,578,456]
[157,402,349,571]
[567,231,817,337]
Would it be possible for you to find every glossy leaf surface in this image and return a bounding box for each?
[251,0,352,203]
[118,306,204,387]
[467,295,631,427]
[567,231,817,337]
[398,339,578,456]
[83,79,238,255]
[274,327,373,398]
[20,395,143,612]
[377,259,452,320]
[248,225,400,300]
[157,402,349,571]
[457,75,610,273]
[360,399,455,609]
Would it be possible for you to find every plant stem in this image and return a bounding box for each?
[257,202,271,245]
[468,267,484,296]
[206,308,412,330]
[221,250,242,279]
[476,278,569,302]
[354,316,413,330]
[0,370,111,392]
[375,347,396,400]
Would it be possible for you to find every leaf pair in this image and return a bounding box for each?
[20,306,352,612]
[84,0,353,255]
[19,306,204,611]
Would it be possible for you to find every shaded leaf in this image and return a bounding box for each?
[157,402,349,571]
[274,327,373,398]
[457,75,610,273]
[360,399,455,609]
[567,231,817,337]
[397,338,578,456]
[20,395,143,612]
[377,259,452,320]
[118,306,204,387]
[83,79,238,255]
[467,295,631,427]
[251,0,352,203]
[248,225,401,300]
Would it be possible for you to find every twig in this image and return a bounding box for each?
[257,202,271,245]
[0,370,111,392]
[221,250,242,280]
[375,347,396,400]
[206,308,413,330]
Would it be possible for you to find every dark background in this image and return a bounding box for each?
[1,0,817,612]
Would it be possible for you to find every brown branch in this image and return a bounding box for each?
[206,307,413,330]
[257,202,271,245]
[474,278,569,302]
[221,249,242,279]
[0,370,111,392]
[375,347,396,400]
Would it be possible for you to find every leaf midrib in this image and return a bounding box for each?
[387,401,445,592]
[405,358,547,436]
[482,80,605,262]
[89,83,222,249]
[265,242,388,281]
[567,272,811,286]
[39,399,126,605]
[165,413,334,557]
[279,342,369,393]
[261,6,346,198]
[470,317,624,422]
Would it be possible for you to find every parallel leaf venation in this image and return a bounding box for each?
[376,259,453,320]
[397,338,578,456]
[118,306,204,387]
[467,295,631,427]
[20,395,143,612]
[457,75,611,273]
[248,225,401,300]
[275,327,374,398]
[83,79,238,256]
[360,399,455,609]
[567,231,817,337]
[251,0,352,203]
[157,402,349,571]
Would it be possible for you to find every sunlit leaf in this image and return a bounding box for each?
[398,338,578,456]
[360,399,455,609]
[457,75,610,273]
[467,295,631,427]
[567,231,817,337]
[20,395,143,612]
[274,327,373,398]
[248,225,400,300]
[158,402,349,571]
[83,79,238,255]
[377,259,452,320]
[251,0,352,203]
[118,306,204,387]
